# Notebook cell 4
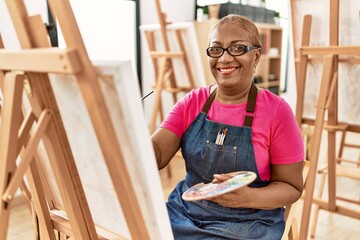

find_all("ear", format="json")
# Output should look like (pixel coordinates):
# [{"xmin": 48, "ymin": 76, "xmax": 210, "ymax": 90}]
[{"xmin": 254, "ymin": 48, "xmax": 261, "ymax": 64}]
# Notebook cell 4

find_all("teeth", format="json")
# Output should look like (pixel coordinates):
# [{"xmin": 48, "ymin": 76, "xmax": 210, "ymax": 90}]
[{"xmin": 219, "ymin": 68, "xmax": 236, "ymax": 72}]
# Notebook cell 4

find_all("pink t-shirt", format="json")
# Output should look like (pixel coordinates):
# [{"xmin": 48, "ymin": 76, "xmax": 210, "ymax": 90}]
[{"xmin": 160, "ymin": 86, "xmax": 304, "ymax": 181}]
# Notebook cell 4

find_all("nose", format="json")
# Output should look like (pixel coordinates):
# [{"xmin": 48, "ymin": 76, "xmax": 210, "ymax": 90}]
[{"xmin": 218, "ymin": 49, "xmax": 234, "ymax": 62}]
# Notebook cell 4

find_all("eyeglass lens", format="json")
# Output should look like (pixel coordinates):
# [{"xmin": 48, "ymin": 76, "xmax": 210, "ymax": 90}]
[{"xmin": 207, "ymin": 45, "xmax": 258, "ymax": 58}]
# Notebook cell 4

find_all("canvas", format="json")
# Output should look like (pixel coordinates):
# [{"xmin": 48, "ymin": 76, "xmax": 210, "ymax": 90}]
[
  {"xmin": 32, "ymin": 61, "xmax": 173, "ymax": 239},
  {"xmin": 291, "ymin": 0, "xmax": 360, "ymax": 124},
  {"xmin": 140, "ymin": 22, "xmax": 207, "ymax": 122}
]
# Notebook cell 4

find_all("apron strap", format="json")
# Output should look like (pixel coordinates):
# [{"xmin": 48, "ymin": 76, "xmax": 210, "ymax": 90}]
[
  {"xmin": 201, "ymin": 83, "xmax": 258, "ymax": 127},
  {"xmin": 202, "ymin": 87, "xmax": 217, "ymax": 113},
  {"xmin": 244, "ymin": 83, "xmax": 258, "ymax": 127}
]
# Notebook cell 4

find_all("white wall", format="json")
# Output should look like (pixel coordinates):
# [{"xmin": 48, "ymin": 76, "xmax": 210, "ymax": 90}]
[{"xmin": 140, "ymin": 0, "xmax": 195, "ymax": 24}]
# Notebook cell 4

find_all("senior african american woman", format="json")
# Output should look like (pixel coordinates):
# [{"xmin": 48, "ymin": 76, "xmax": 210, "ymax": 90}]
[{"xmin": 151, "ymin": 14, "xmax": 304, "ymax": 239}]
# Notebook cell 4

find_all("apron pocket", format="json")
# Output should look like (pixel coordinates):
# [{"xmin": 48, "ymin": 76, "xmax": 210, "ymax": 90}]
[{"xmin": 203, "ymin": 140, "xmax": 238, "ymax": 181}]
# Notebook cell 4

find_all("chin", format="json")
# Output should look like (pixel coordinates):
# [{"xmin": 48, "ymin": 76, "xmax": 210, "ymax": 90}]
[
  {"xmin": 218, "ymin": 81, "xmax": 237, "ymax": 89},
  {"xmin": 219, "ymin": 75, "xmax": 239, "ymax": 83}
]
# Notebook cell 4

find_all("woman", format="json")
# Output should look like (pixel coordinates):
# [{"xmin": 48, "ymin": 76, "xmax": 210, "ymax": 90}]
[{"xmin": 151, "ymin": 14, "xmax": 304, "ymax": 239}]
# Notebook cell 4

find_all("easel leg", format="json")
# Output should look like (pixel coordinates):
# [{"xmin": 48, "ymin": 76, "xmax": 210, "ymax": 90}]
[
  {"xmin": 0, "ymin": 34, "xmax": 4, "ymax": 105},
  {"xmin": 174, "ymin": 29, "xmax": 196, "ymax": 88},
  {"xmin": 295, "ymin": 15, "xmax": 312, "ymax": 125},
  {"xmin": 27, "ymin": 159, "xmax": 57, "ymax": 240},
  {"xmin": 0, "ymin": 71, "xmax": 4, "ymax": 117},
  {"xmin": 310, "ymin": 169, "xmax": 326, "ymax": 238},
  {"xmin": 3, "ymin": 109, "xmax": 51, "ymax": 201},
  {"xmin": 0, "ymin": 75, "xmax": 55, "ymax": 240},
  {"xmin": 289, "ymin": 219, "xmax": 299, "ymax": 240},
  {"xmin": 150, "ymin": 58, "xmax": 168, "ymax": 133},
  {"xmin": 299, "ymin": 56, "xmax": 334, "ymax": 240},
  {"xmin": 0, "ymin": 72, "xmax": 25, "ymax": 239},
  {"xmin": 337, "ymin": 128, "xmax": 347, "ymax": 164},
  {"xmin": 31, "ymin": 200, "xmax": 40, "ymax": 240}
]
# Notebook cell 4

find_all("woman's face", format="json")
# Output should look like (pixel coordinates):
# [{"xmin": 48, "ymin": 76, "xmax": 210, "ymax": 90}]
[{"xmin": 208, "ymin": 23, "xmax": 260, "ymax": 90}]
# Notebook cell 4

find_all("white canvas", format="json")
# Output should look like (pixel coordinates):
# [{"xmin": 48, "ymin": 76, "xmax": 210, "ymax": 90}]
[
  {"xmin": 45, "ymin": 61, "xmax": 173, "ymax": 239},
  {"xmin": 291, "ymin": 0, "xmax": 360, "ymax": 124}
]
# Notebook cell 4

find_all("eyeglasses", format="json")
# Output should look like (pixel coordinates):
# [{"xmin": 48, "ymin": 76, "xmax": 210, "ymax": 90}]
[{"xmin": 206, "ymin": 44, "xmax": 260, "ymax": 58}]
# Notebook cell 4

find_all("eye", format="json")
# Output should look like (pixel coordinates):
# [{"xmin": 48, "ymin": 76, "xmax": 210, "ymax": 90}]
[
  {"xmin": 208, "ymin": 47, "xmax": 223, "ymax": 54},
  {"xmin": 230, "ymin": 45, "xmax": 245, "ymax": 53}
]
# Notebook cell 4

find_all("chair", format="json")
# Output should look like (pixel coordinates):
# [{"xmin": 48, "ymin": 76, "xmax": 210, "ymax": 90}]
[{"xmin": 282, "ymin": 160, "xmax": 311, "ymax": 240}]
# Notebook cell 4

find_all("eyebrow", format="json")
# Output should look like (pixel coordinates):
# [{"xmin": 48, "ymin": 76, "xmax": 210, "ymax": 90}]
[{"xmin": 210, "ymin": 40, "xmax": 247, "ymax": 45}]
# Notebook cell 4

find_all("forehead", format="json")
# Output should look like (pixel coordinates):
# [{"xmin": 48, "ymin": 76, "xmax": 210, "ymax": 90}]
[{"xmin": 209, "ymin": 24, "xmax": 248, "ymax": 44}]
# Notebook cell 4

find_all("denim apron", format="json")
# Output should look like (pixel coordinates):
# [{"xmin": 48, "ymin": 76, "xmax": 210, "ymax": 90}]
[{"xmin": 166, "ymin": 84, "xmax": 285, "ymax": 240}]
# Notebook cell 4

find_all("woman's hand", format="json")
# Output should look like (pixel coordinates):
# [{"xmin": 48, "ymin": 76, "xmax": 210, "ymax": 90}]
[
  {"xmin": 205, "ymin": 161, "xmax": 305, "ymax": 209},
  {"xmin": 206, "ymin": 173, "xmax": 253, "ymax": 208}
]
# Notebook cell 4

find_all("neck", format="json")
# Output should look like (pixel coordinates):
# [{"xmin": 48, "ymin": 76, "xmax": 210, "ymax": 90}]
[{"xmin": 215, "ymin": 84, "xmax": 252, "ymax": 104}]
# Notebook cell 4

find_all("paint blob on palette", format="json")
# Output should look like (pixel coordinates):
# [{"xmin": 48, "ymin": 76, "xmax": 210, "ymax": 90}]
[{"xmin": 182, "ymin": 171, "xmax": 257, "ymax": 201}]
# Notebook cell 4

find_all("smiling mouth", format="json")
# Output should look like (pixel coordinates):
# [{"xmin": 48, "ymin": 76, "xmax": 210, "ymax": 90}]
[{"xmin": 218, "ymin": 67, "xmax": 238, "ymax": 74}]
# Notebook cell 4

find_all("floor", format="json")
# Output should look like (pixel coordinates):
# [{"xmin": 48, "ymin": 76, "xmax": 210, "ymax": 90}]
[{"xmin": 7, "ymin": 132, "xmax": 360, "ymax": 239}]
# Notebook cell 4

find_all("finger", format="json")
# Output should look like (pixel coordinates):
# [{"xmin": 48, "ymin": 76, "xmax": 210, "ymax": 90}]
[
  {"xmin": 213, "ymin": 174, "xmax": 233, "ymax": 181},
  {"xmin": 193, "ymin": 182, "xmax": 204, "ymax": 187}
]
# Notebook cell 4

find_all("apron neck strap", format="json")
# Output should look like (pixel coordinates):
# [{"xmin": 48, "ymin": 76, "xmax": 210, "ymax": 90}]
[
  {"xmin": 202, "ymin": 88, "xmax": 217, "ymax": 113},
  {"xmin": 202, "ymin": 83, "xmax": 258, "ymax": 127},
  {"xmin": 244, "ymin": 83, "xmax": 258, "ymax": 127}
]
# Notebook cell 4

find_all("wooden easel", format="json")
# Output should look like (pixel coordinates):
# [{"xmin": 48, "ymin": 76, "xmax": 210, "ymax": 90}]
[
  {"xmin": 0, "ymin": 33, "xmax": 3, "ymax": 114},
  {"xmin": 144, "ymin": 0, "xmax": 197, "ymax": 133},
  {"xmin": 0, "ymin": 0, "xmax": 151, "ymax": 239},
  {"xmin": 290, "ymin": 0, "xmax": 360, "ymax": 239},
  {"xmin": 310, "ymin": 127, "xmax": 360, "ymax": 237}
]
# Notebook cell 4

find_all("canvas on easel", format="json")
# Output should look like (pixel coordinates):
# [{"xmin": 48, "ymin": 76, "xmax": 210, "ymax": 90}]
[
  {"xmin": 0, "ymin": 0, "xmax": 173, "ymax": 239},
  {"xmin": 290, "ymin": 0, "xmax": 360, "ymax": 239},
  {"xmin": 140, "ymin": 0, "xmax": 206, "ymax": 133},
  {"xmin": 291, "ymin": 0, "xmax": 360, "ymax": 124},
  {"xmin": 42, "ymin": 61, "xmax": 172, "ymax": 239}
]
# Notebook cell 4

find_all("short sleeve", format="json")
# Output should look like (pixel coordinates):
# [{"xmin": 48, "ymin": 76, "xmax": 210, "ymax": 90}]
[
  {"xmin": 160, "ymin": 87, "xmax": 209, "ymax": 138},
  {"xmin": 160, "ymin": 95, "xmax": 187, "ymax": 138},
  {"xmin": 269, "ymin": 100, "xmax": 304, "ymax": 164}
]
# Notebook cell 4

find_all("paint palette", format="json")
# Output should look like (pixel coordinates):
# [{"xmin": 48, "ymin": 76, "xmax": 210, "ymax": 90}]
[{"xmin": 182, "ymin": 171, "xmax": 257, "ymax": 201}]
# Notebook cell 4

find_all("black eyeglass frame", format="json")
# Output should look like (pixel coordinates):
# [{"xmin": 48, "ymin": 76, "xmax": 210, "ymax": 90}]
[{"xmin": 206, "ymin": 44, "xmax": 260, "ymax": 58}]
